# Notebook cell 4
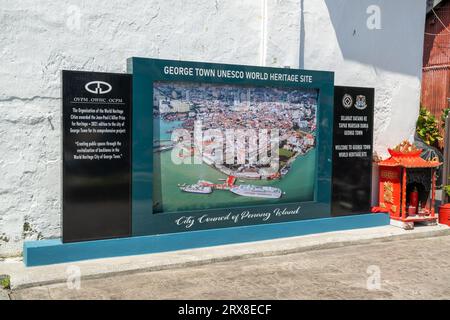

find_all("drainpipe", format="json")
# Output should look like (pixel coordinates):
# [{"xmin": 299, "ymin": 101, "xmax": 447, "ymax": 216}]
[
  {"xmin": 443, "ymin": 115, "xmax": 450, "ymax": 203},
  {"xmin": 260, "ymin": 0, "xmax": 268, "ymax": 66},
  {"xmin": 299, "ymin": 0, "xmax": 305, "ymax": 69}
]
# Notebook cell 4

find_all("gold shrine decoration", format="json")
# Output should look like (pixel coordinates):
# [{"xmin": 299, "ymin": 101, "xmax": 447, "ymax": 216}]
[
  {"xmin": 380, "ymin": 170, "xmax": 399, "ymax": 180},
  {"xmin": 391, "ymin": 140, "xmax": 419, "ymax": 153},
  {"xmin": 383, "ymin": 181, "xmax": 394, "ymax": 204}
]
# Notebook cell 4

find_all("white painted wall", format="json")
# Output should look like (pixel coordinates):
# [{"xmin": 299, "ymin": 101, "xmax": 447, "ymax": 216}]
[{"xmin": 0, "ymin": 0, "xmax": 426, "ymax": 256}]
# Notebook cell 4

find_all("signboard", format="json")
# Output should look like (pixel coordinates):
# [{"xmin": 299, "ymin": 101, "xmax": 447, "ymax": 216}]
[
  {"xmin": 62, "ymin": 71, "xmax": 132, "ymax": 242},
  {"xmin": 60, "ymin": 60, "xmax": 376, "ymax": 244},
  {"xmin": 128, "ymin": 58, "xmax": 335, "ymax": 236},
  {"xmin": 331, "ymin": 86, "xmax": 374, "ymax": 216}
]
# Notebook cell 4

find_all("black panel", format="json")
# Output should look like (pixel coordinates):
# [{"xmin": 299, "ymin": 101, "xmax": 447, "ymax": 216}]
[
  {"xmin": 332, "ymin": 86, "xmax": 374, "ymax": 216},
  {"xmin": 62, "ymin": 70, "xmax": 132, "ymax": 242}
]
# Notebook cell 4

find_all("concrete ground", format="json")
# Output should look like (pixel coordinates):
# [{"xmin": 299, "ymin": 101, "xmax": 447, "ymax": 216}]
[
  {"xmin": 0, "ymin": 289, "xmax": 9, "ymax": 300},
  {"xmin": 8, "ymin": 234, "xmax": 450, "ymax": 300}
]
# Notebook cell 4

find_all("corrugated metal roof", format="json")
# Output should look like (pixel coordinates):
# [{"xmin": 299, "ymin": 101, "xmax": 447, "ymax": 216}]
[
  {"xmin": 421, "ymin": 0, "xmax": 450, "ymax": 128},
  {"xmin": 423, "ymin": 3, "xmax": 450, "ymax": 67}
]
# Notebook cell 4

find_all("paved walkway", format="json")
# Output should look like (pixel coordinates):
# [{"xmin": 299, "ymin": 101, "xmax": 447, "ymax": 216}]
[{"xmin": 10, "ymin": 235, "xmax": 450, "ymax": 299}]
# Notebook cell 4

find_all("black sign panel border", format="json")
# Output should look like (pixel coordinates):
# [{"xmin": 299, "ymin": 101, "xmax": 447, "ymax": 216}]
[
  {"xmin": 331, "ymin": 86, "xmax": 374, "ymax": 216},
  {"xmin": 62, "ymin": 70, "xmax": 132, "ymax": 243}
]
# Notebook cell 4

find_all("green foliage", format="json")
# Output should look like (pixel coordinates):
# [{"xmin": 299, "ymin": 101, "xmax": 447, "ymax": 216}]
[
  {"xmin": 444, "ymin": 174, "xmax": 450, "ymax": 198},
  {"xmin": 278, "ymin": 148, "xmax": 294, "ymax": 159},
  {"xmin": 416, "ymin": 107, "xmax": 442, "ymax": 147},
  {"xmin": 441, "ymin": 107, "xmax": 450, "ymax": 128},
  {"xmin": 0, "ymin": 275, "xmax": 10, "ymax": 290},
  {"xmin": 444, "ymin": 185, "xmax": 450, "ymax": 198}
]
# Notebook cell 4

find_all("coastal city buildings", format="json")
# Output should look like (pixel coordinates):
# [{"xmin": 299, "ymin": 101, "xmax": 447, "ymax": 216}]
[{"xmin": 154, "ymin": 82, "xmax": 317, "ymax": 180}]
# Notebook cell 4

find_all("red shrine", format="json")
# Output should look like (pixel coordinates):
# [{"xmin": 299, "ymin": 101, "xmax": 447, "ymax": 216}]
[{"xmin": 376, "ymin": 141, "xmax": 441, "ymax": 229}]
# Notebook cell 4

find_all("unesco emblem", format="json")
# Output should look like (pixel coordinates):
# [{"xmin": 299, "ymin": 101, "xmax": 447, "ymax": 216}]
[
  {"xmin": 85, "ymin": 81, "xmax": 112, "ymax": 94},
  {"xmin": 354, "ymin": 95, "xmax": 367, "ymax": 110},
  {"xmin": 342, "ymin": 94, "xmax": 353, "ymax": 108}
]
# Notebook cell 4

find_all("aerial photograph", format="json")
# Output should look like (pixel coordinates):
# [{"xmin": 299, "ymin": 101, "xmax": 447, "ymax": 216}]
[
  {"xmin": 152, "ymin": 81, "xmax": 318, "ymax": 213},
  {"xmin": 3, "ymin": 0, "xmax": 450, "ymax": 306}
]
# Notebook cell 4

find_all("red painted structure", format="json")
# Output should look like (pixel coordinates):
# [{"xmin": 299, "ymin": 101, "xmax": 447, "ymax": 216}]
[
  {"xmin": 198, "ymin": 175, "xmax": 236, "ymax": 190},
  {"xmin": 439, "ymin": 203, "xmax": 450, "ymax": 225},
  {"xmin": 421, "ymin": 1, "xmax": 450, "ymax": 126},
  {"xmin": 376, "ymin": 147, "xmax": 440, "ymax": 225}
]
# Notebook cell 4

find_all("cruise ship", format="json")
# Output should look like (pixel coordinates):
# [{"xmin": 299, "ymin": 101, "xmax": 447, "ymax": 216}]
[
  {"xmin": 230, "ymin": 184, "xmax": 282, "ymax": 199},
  {"xmin": 179, "ymin": 183, "xmax": 212, "ymax": 194}
]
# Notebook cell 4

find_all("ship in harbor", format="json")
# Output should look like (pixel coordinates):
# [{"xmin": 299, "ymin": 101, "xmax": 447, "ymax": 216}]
[
  {"xmin": 178, "ymin": 183, "xmax": 212, "ymax": 194},
  {"xmin": 179, "ymin": 176, "xmax": 283, "ymax": 199},
  {"xmin": 229, "ymin": 184, "xmax": 282, "ymax": 199}
]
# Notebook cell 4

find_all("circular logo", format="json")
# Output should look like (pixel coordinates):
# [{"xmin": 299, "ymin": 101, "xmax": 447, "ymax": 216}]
[
  {"xmin": 354, "ymin": 95, "xmax": 367, "ymax": 110},
  {"xmin": 342, "ymin": 94, "xmax": 353, "ymax": 108},
  {"xmin": 85, "ymin": 81, "xmax": 112, "ymax": 95}
]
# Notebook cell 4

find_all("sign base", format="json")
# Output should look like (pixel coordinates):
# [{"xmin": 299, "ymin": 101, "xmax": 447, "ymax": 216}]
[{"xmin": 24, "ymin": 213, "xmax": 389, "ymax": 267}]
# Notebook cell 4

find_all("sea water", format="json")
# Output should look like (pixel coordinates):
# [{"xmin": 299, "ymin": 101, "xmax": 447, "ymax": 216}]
[{"xmin": 153, "ymin": 119, "xmax": 316, "ymax": 213}]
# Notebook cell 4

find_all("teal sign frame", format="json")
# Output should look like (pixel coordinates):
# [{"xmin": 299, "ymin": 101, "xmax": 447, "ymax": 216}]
[{"xmin": 127, "ymin": 57, "xmax": 335, "ymax": 236}]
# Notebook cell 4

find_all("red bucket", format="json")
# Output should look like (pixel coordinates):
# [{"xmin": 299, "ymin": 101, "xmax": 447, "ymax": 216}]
[{"xmin": 438, "ymin": 204, "xmax": 450, "ymax": 226}]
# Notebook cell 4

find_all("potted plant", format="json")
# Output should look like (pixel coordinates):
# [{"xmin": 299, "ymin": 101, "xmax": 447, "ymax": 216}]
[{"xmin": 416, "ymin": 107, "xmax": 442, "ymax": 148}]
